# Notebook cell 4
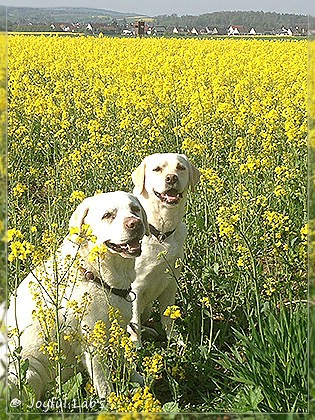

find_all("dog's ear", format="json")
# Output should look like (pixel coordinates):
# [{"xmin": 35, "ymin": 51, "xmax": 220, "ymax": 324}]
[
  {"xmin": 68, "ymin": 198, "xmax": 90, "ymax": 240},
  {"xmin": 180, "ymin": 154, "xmax": 201, "ymax": 192},
  {"xmin": 139, "ymin": 203, "xmax": 150, "ymax": 236},
  {"xmin": 189, "ymin": 163, "xmax": 201, "ymax": 191},
  {"xmin": 132, "ymin": 160, "xmax": 146, "ymax": 195}
]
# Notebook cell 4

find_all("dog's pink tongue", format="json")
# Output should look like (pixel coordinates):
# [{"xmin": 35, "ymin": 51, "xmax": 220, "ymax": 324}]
[{"xmin": 165, "ymin": 194, "xmax": 178, "ymax": 203}]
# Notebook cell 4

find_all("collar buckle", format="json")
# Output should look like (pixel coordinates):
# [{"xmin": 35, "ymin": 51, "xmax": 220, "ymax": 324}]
[
  {"xmin": 149, "ymin": 224, "xmax": 175, "ymax": 242},
  {"xmin": 125, "ymin": 290, "xmax": 136, "ymax": 303}
]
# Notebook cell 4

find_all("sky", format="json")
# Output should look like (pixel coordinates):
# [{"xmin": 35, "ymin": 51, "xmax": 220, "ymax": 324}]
[{"xmin": 3, "ymin": 0, "xmax": 315, "ymax": 17}]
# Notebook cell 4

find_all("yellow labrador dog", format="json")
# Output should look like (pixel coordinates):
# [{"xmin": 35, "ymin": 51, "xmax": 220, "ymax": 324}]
[
  {"xmin": 129, "ymin": 153, "xmax": 200, "ymax": 346},
  {"xmin": 7, "ymin": 192, "xmax": 148, "ymax": 402}
]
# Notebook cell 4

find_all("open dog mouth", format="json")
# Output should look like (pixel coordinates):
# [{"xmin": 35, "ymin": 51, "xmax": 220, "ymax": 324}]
[
  {"xmin": 105, "ymin": 238, "xmax": 142, "ymax": 257},
  {"xmin": 154, "ymin": 189, "xmax": 183, "ymax": 205}
]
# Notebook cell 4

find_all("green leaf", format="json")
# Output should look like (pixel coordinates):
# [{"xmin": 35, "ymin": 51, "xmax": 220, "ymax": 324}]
[
  {"xmin": 162, "ymin": 401, "xmax": 180, "ymax": 412},
  {"xmin": 62, "ymin": 372, "xmax": 83, "ymax": 400},
  {"xmin": 248, "ymin": 386, "xmax": 264, "ymax": 410},
  {"xmin": 213, "ymin": 262, "xmax": 220, "ymax": 275},
  {"xmin": 233, "ymin": 385, "xmax": 264, "ymax": 412},
  {"xmin": 20, "ymin": 358, "xmax": 29, "ymax": 380}
]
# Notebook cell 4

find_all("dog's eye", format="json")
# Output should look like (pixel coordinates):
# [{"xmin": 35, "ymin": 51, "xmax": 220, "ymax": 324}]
[
  {"xmin": 153, "ymin": 166, "xmax": 162, "ymax": 172},
  {"xmin": 176, "ymin": 164, "xmax": 186, "ymax": 171},
  {"xmin": 102, "ymin": 212, "xmax": 114, "ymax": 220},
  {"xmin": 130, "ymin": 205, "xmax": 141, "ymax": 214}
]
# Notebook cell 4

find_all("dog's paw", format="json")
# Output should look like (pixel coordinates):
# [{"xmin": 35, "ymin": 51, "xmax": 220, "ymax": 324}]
[
  {"xmin": 127, "ymin": 323, "xmax": 142, "ymax": 348},
  {"xmin": 141, "ymin": 325, "xmax": 160, "ymax": 339}
]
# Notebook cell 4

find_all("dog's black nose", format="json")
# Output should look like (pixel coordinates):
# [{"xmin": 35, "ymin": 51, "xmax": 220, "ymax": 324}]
[
  {"xmin": 124, "ymin": 217, "xmax": 143, "ymax": 233},
  {"xmin": 165, "ymin": 174, "xmax": 178, "ymax": 185}
]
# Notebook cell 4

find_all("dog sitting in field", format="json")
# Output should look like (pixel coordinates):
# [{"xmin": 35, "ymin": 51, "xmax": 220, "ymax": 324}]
[
  {"xmin": 7, "ymin": 191, "xmax": 149, "ymax": 402},
  {"xmin": 128, "ymin": 153, "xmax": 200, "ymax": 346}
]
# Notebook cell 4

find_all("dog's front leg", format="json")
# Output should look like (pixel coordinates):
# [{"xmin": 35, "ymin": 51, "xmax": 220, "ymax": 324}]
[
  {"xmin": 158, "ymin": 281, "xmax": 179, "ymax": 341},
  {"xmin": 128, "ymin": 295, "xmax": 142, "ymax": 347},
  {"xmin": 82, "ymin": 351, "xmax": 113, "ymax": 399}
]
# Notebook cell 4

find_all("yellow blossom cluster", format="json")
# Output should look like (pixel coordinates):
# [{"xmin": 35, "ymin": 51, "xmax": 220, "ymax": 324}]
[
  {"xmin": 107, "ymin": 386, "xmax": 162, "ymax": 413},
  {"xmin": 169, "ymin": 363, "xmax": 186, "ymax": 380},
  {"xmin": 66, "ymin": 292, "xmax": 93, "ymax": 320},
  {"xmin": 39, "ymin": 341, "xmax": 65, "ymax": 363},
  {"xmin": 143, "ymin": 353, "xmax": 164, "ymax": 380},
  {"xmin": 261, "ymin": 211, "xmax": 290, "ymax": 250},
  {"xmin": 263, "ymin": 211, "xmax": 290, "ymax": 232},
  {"xmin": 216, "ymin": 204, "xmax": 241, "ymax": 239},
  {"xmin": 182, "ymin": 138, "xmax": 206, "ymax": 156},
  {"xmin": 262, "ymin": 277, "xmax": 278, "ymax": 297},
  {"xmin": 8, "ymin": 239, "xmax": 34, "ymax": 262},
  {"xmin": 163, "ymin": 305, "xmax": 182, "ymax": 320},
  {"xmin": 107, "ymin": 307, "xmax": 137, "ymax": 365},
  {"xmin": 69, "ymin": 223, "xmax": 97, "ymax": 246},
  {"xmin": 69, "ymin": 190, "xmax": 86, "ymax": 203},
  {"xmin": 88, "ymin": 319, "xmax": 108, "ymax": 353},
  {"xmin": 299, "ymin": 222, "xmax": 308, "ymax": 262},
  {"xmin": 79, "ymin": 305, "xmax": 139, "ymax": 389},
  {"xmin": 87, "ymin": 244, "xmax": 108, "ymax": 263},
  {"xmin": 7, "ymin": 227, "xmax": 35, "ymax": 263},
  {"xmin": 200, "ymin": 296, "xmax": 211, "ymax": 308},
  {"xmin": 200, "ymin": 168, "xmax": 224, "ymax": 193}
]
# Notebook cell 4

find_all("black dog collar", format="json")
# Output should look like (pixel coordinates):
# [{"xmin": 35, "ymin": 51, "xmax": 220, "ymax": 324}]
[
  {"xmin": 82, "ymin": 269, "xmax": 136, "ymax": 302},
  {"xmin": 149, "ymin": 224, "xmax": 176, "ymax": 242}
]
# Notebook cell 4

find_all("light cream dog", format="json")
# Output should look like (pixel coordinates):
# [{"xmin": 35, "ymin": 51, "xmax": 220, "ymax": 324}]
[
  {"xmin": 128, "ymin": 153, "xmax": 200, "ymax": 346},
  {"xmin": 7, "ymin": 191, "xmax": 148, "ymax": 401}
]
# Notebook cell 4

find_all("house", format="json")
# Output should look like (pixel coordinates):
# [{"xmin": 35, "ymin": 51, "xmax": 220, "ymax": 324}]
[
  {"xmin": 249, "ymin": 27, "xmax": 256, "ymax": 35},
  {"xmin": 154, "ymin": 26, "xmax": 166, "ymax": 36},
  {"xmin": 279, "ymin": 27, "xmax": 293, "ymax": 36},
  {"xmin": 199, "ymin": 27, "xmax": 212, "ymax": 35},
  {"xmin": 91, "ymin": 23, "xmax": 120, "ymax": 35},
  {"xmin": 122, "ymin": 28, "xmax": 134, "ymax": 36},
  {"xmin": 172, "ymin": 26, "xmax": 188, "ymax": 36},
  {"xmin": 292, "ymin": 27, "xmax": 307, "ymax": 36},
  {"xmin": 212, "ymin": 27, "xmax": 227, "ymax": 35},
  {"xmin": 60, "ymin": 23, "xmax": 73, "ymax": 32},
  {"xmin": 190, "ymin": 27, "xmax": 199, "ymax": 35},
  {"xmin": 59, "ymin": 22, "xmax": 80, "ymax": 32},
  {"xmin": 228, "ymin": 25, "xmax": 247, "ymax": 35}
]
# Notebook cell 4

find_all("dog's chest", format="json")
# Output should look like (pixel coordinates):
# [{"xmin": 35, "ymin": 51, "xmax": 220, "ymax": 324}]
[{"xmin": 134, "ymin": 223, "xmax": 187, "ymax": 282}]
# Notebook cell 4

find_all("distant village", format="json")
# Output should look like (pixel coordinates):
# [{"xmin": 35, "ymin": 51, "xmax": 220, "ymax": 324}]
[{"xmin": 10, "ymin": 19, "xmax": 308, "ymax": 37}]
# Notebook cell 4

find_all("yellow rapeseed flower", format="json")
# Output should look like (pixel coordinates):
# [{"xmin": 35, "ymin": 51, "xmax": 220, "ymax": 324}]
[
  {"xmin": 6, "ymin": 228, "xmax": 23, "ymax": 242},
  {"xmin": 8, "ymin": 240, "xmax": 34, "ymax": 262},
  {"xmin": 143, "ymin": 353, "xmax": 164, "ymax": 380},
  {"xmin": 163, "ymin": 305, "xmax": 182, "ymax": 320},
  {"xmin": 107, "ymin": 386, "xmax": 162, "ymax": 412},
  {"xmin": 70, "ymin": 190, "xmax": 86, "ymax": 202}
]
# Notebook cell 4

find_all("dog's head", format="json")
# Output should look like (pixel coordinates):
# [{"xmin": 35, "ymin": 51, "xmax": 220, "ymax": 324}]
[
  {"xmin": 132, "ymin": 153, "xmax": 200, "ymax": 207},
  {"xmin": 69, "ymin": 192, "xmax": 149, "ymax": 259}
]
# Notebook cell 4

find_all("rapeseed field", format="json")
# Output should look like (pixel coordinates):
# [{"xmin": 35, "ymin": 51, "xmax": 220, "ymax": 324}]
[{"xmin": 7, "ymin": 35, "xmax": 308, "ymax": 414}]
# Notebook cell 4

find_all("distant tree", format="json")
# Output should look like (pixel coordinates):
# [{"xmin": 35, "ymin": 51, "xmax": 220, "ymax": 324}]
[{"xmin": 155, "ymin": 10, "xmax": 307, "ymax": 33}]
